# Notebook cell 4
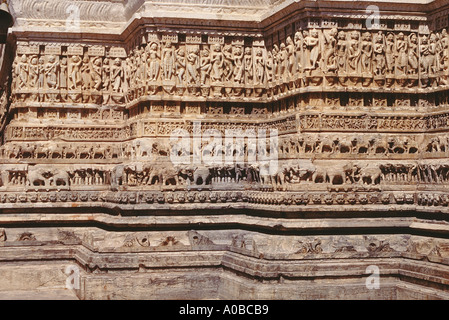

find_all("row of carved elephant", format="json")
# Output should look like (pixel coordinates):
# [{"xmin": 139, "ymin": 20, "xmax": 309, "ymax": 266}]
[
  {"xmin": 3, "ymin": 160, "xmax": 449, "ymax": 190},
  {"xmin": 280, "ymin": 135, "xmax": 422, "ymax": 156},
  {"xmin": 111, "ymin": 160, "xmax": 449, "ymax": 189},
  {"xmin": 0, "ymin": 140, "xmax": 171, "ymax": 160},
  {"xmin": 4, "ymin": 133, "xmax": 449, "ymax": 162}
]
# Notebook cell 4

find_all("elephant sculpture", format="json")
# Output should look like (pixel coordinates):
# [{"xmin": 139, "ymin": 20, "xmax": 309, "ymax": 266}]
[
  {"xmin": 51, "ymin": 170, "xmax": 70, "ymax": 186},
  {"xmin": 27, "ymin": 167, "xmax": 70, "ymax": 188},
  {"xmin": 110, "ymin": 164, "xmax": 126, "ymax": 189},
  {"xmin": 312, "ymin": 163, "xmax": 348, "ymax": 184},
  {"xmin": 358, "ymin": 163, "xmax": 383, "ymax": 185},
  {"xmin": 192, "ymin": 165, "xmax": 212, "ymax": 185}
]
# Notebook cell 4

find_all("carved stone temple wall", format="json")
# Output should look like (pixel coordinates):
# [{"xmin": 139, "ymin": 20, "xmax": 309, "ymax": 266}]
[{"xmin": 1, "ymin": 0, "xmax": 449, "ymax": 299}]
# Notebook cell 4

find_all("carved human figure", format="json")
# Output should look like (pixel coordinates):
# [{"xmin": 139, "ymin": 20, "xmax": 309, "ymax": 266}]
[
  {"xmin": 373, "ymin": 32, "xmax": 386, "ymax": 76},
  {"xmin": 60, "ymin": 57, "xmax": 68, "ymax": 90},
  {"xmin": 420, "ymin": 35, "xmax": 434, "ymax": 76},
  {"xmin": 175, "ymin": 47, "xmax": 186, "ymax": 84},
  {"xmin": 135, "ymin": 47, "xmax": 145, "ymax": 87},
  {"xmin": 279, "ymin": 43, "xmax": 287, "ymax": 78},
  {"xmin": 294, "ymin": 31, "xmax": 303, "ymax": 72},
  {"xmin": 222, "ymin": 44, "xmax": 234, "ymax": 82},
  {"xmin": 147, "ymin": 42, "xmax": 160, "ymax": 81},
  {"xmin": 272, "ymin": 44, "xmax": 280, "ymax": 80},
  {"xmin": 121, "ymin": 58, "xmax": 130, "ymax": 96},
  {"xmin": 254, "ymin": 47, "xmax": 265, "ymax": 85},
  {"xmin": 323, "ymin": 28, "xmax": 338, "ymax": 72},
  {"xmin": 162, "ymin": 41, "xmax": 175, "ymax": 81},
  {"xmin": 45, "ymin": 55, "xmax": 59, "ymax": 89},
  {"xmin": 28, "ymin": 56, "xmax": 39, "ymax": 89},
  {"xmin": 244, "ymin": 47, "xmax": 254, "ymax": 84},
  {"xmin": 286, "ymin": 36, "xmax": 296, "ymax": 78},
  {"xmin": 186, "ymin": 46, "xmax": 200, "ymax": 85},
  {"xmin": 347, "ymin": 31, "xmax": 361, "ymax": 75},
  {"xmin": 360, "ymin": 32, "xmax": 373, "ymax": 75},
  {"xmin": 428, "ymin": 33, "xmax": 438, "ymax": 76},
  {"xmin": 233, "ymin": 46, "xmax": 244, "ymax": 84},
  {"xmin": 90, "ymin": 57, "xmax": 102, "ymax": 91},
  {"xmin": 336, "ymin": 31, "xmax": 347, "ymax": 73},
  {"xmin": 102, "ymin": 58, "xmax": 111, "ymax": 92},
  {"xmin": 38, "ymin": 57, "xmax": 45, "ymax": 89},
  {"xmin": 385, "ymin": 32, "xmax": 396, "ymax": 75},
  {"xmin": 80, "ymin": 56, "xmax": 91, "ymax": 90},
  {"xmin": 16, "ymin": 54, "xmax": 29, "ymax": 90},
  {"xmin": 304, "ymin": 29, "xmax": 320, "ymax": 70},
  {"xmin": 396, "ymin": 32, "xmax": 408, "ymax": 76},
  {"xmin": 111, "ymin": 58, "xmax": 123, "ymax": 93},
  {"xmin": 199, "ymin": 47, "xmax": 212, "ymax": 85},
  {"xmin": 265, "ymin": 50, "xmax": 274, "ymax": 82},
  {"xmin": 408, "ymin": 33, "xmax": 419, "ymax": 75},
  {"xmin": 128, "ymin": 55, "xmax": 137, "ymax": 89},
  {"xmin": 68, "ymin": 55, "xmax": 82, "ymax": 90},
  {"xmin": 210, "ymin": 44, "xmax": 224, "ymax": 82},
  {"xmin": 441, "ymin": 29, "xmax": 449, "ymax": 72}
]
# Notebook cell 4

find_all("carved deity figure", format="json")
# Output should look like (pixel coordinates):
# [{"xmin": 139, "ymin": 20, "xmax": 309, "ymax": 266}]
[
  {"xmin": 68, "ymin": 55, "xmax": 82, "ymax": 90},
  {"xmin": 279, "ymin": 43, "xmax": 287, "ymax": 79},
  {"xmin": 147, "ymin": 42, "xmax": 160, "ymax": 81},
  {"xmin": 373, "ymin": 32, "xmax": 386, "ymax": 77},
  {"xmin": 135, "ymin": 47, "xmax": 145, "ymax": 87},
  {"xmin": 162, "ymin": 41, "xmax": 175, "ymax": 81},
  {"xmin": 186, "ymin": 46, "xmax": 200, "ymax": 85},
  {"xmin": 323, "ymin": 28, "xmax": 338, "ymax": 73},
  {"xmin": 244, "ymin": 47, "xmax": 254, "ymax": 84},
  {"xmin": 286, "ymin": 36, "xmax": 296, "ymax": 78},
  {"xmin": 294, "ymin": 31, "xmax": 303, "ymax": 72},
  {"xmin": 60, "ymin": 57, "xmax": 68, "ymax": 89},
  {"xmin": 396, "ymin": 32, "xmax": 408, "ymax": 76},
  {"xmin": 210, "ymin": 44, "xmax": 224, "ymax": 82},
  {"xmin": 175, "ymin": 47, "xmax": 186, "ymax": 84},
  {"xmin": 16, "ymin": 54, "xmax": 29, "ymax": 90},
  {"xmin": 265, "ymin": 50, "xmax": 274, "ymax": 82},
  {"xmin": 45, "ymin": 55, "xmax": 59, "ymax": 89},
  {"xmin": 200, "ymin": 48, "xmax": 212, "ymax": 85},
  {"xmin": 38, "ymin": 57, "xmax": 45, "ymax": 89},
  {"xmin": 428, "ymin": 33, "xmax": 438, "ymax": 75},
  {"xmin": 304, "ymin": 29, "xmax": 320, "ymax": 70},
  {"xmin": 408, "ymin": 33, "xmax": 419, "ymax": 75},
  {"xmin": 80, "ymin": 56, "xmax": 91, "ymax": 90},
  {"xmin": 111, "ymin": 58, "xmax": 123, "ymax": 93},
  {"xmin": 233, "ymin": 46, "xmax": 244, "ymax": 84},
  {"xmin": 90, "ymin": 57, "xmax": 102, "ymax": 91},
  {"xmin": 272, "ymin": 44, "xmax": 280, "ymax": 80},
  {"xmin": 360, "ymin": 32, "xmax": 373, "ymax": 75},
  {"xmin": 222, "ymin": 44, "xmax": 234, "ymax": 82},
  {"xmin": 128, "ymin": 55, "xmax": 137, "ymax": 89},
  {"xmin": 336, "ymin": 31, "xmax": 347, "ymax": 73},
  {"xmin": 102, "ymin": 58, "xmax": 111, "ymax": 92},
  {"xmin": 28, "ymin": 56, "xmax": 39, "ymax": 89},
  {"xmin": 421, "ymin": 35, "xmax": 434, "ymax": 76},
  {"xmin": 385, "ymin": 33, "xmax": 396, "ymax": 75},
  {"xmin": 441, "ymin": 29, "xmax": 449, "ymax": 72},
  {"xmin": 254, "ymin": 47, "xmax": 265, "ymax": 85},
  {"xmin": 347, "ymin": 31, "xmax": 361, "ymax": 75}
]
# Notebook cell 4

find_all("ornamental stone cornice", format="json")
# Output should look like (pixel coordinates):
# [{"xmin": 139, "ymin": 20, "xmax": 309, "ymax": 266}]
[{"xmin": 6, "ymin": 0, "xmax": 443, "ymax": 38}]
